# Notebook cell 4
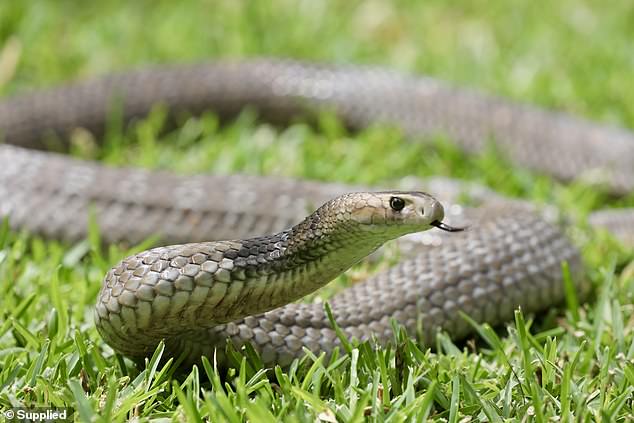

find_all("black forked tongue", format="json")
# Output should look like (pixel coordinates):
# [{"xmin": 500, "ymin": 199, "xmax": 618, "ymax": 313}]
[{"xmin": 430, "ymin": 220, "xmax": 466, "ymax": 232}]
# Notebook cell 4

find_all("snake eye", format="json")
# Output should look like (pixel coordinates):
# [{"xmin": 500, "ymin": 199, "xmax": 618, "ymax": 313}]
[{"xmin": 389, "ymin": 196, "xmax": 405, "ymax": 211}]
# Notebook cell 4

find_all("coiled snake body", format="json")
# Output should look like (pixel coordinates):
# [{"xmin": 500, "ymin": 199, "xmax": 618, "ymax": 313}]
[{"xmin": 1, "ymin": 59, "xmax": 632, "ymax": 366}]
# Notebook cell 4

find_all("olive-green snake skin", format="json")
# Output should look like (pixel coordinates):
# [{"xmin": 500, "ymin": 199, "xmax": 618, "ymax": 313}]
[{"xmin": 1, "ymin": 59, "xmax": 632, "ymax": 367}]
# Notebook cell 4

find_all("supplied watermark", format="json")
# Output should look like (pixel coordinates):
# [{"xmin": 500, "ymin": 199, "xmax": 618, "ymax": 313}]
[{"xmin": 2, "ymin": 407, "xmax": 73, "ymax": 422}]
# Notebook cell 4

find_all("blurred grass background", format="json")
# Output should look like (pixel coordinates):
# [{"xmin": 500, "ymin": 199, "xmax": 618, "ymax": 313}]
[
  {"xmin": 2, "ymin": 0, "xmax": 633, "ymax": 125},
  {"xmin": 1, "ymin": 0, "xmax": 633, "ymax": 420}
]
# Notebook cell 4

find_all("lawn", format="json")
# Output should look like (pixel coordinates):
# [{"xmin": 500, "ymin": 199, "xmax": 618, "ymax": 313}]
[{"xmin": 1, "ymin": 0, "xmax": 633, "ymax": 421}]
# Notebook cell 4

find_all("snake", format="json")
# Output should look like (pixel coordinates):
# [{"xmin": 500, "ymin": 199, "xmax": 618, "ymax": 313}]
[{"xmin": 1, "ymin": 59, "xmax": 633, "ymax": 367}]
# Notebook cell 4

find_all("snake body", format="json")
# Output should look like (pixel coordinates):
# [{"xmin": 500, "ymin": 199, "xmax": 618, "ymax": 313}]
[{"xmin": 0, "ymin": 59, "xmax": 632, "ymax": 366}]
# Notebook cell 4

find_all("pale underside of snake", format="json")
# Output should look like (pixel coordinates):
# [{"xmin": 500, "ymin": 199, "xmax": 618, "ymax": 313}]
[{"xmin": 1, "ymin": 59, "xmax": 633, "ymax": 367}]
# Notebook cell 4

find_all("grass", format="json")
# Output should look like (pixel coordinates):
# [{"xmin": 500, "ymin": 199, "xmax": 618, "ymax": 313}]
[{"xmin": 1, "ymin": 0, "xmax": 633, "ymax": 421}]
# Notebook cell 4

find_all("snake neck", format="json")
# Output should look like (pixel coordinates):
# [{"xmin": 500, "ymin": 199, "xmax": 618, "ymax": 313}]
[
  {"xmin": 288, "ymin": 220, "xmax": 382, "ymax": 266},
  {"xmin": 257, "ymin": 211, "xmax": 387, "ymax": 289}
]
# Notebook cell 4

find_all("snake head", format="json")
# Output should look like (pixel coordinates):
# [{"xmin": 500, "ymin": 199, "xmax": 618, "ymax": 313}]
[{"xmin": 346, "ymin": 191, "xmax": 459, "ymax": 237}]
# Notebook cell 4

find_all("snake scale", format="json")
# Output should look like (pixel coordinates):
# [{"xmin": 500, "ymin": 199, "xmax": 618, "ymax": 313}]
[{"xmin": 1, "ymin": 59, "xmax": 633, "ymax": 367}]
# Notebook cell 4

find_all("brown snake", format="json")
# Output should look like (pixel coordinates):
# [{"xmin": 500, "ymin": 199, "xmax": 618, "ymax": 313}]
[{"xmin": 0, "ymin": 59, "xmax": 632, "ymax": 366}]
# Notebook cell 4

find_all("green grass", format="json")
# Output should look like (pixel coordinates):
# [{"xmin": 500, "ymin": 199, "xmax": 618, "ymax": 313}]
[{"xmin": 1, "ymin": 0, "xmax": 634, "ymax": 421}]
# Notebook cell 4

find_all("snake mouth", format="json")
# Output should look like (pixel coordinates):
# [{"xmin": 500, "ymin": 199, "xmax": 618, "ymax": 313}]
[{"xmin": 430, "ymin": 220, "xmax": 466, "ymax": 232}]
